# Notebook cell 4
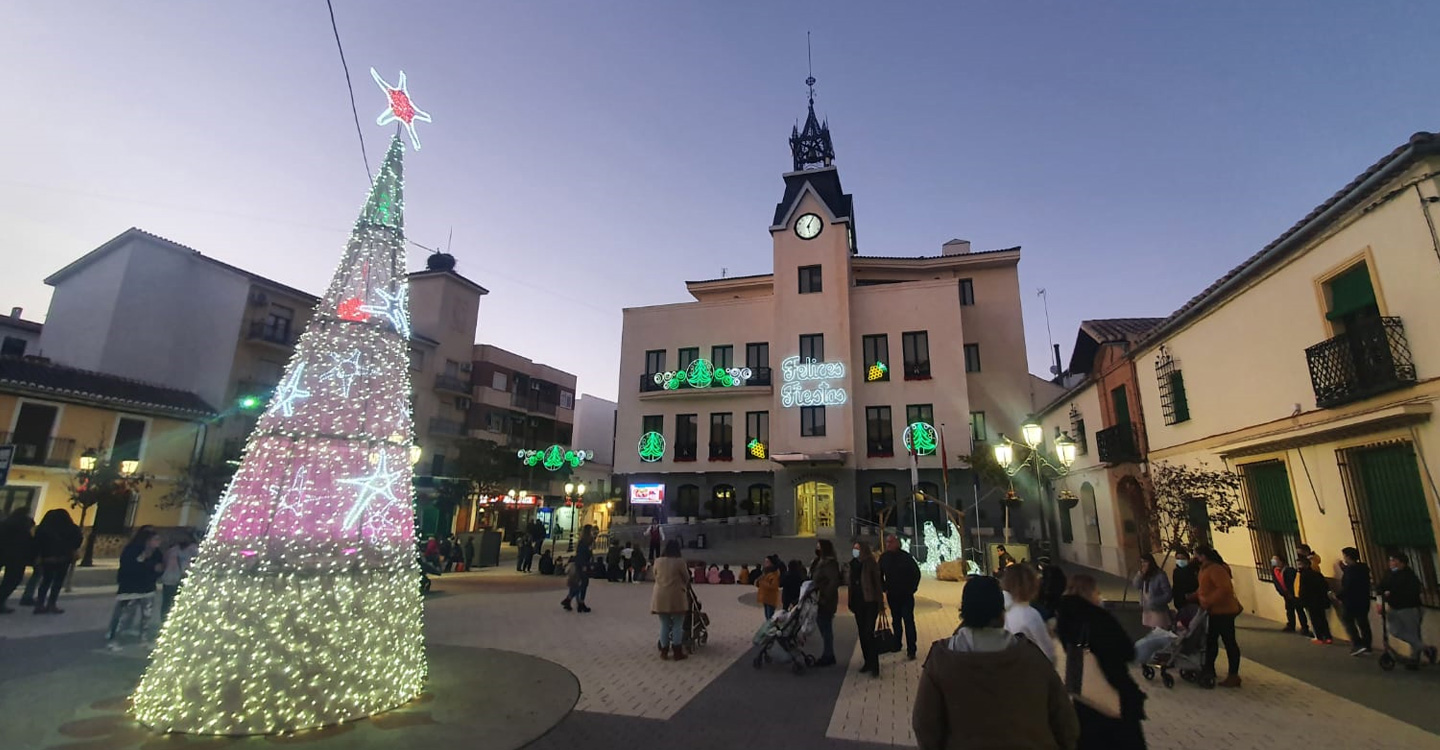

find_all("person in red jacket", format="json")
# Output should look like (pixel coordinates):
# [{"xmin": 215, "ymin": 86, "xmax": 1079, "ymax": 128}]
[{"xmin": 1192, "ymin": 545, "xmax": 1243, "ymax": 688}]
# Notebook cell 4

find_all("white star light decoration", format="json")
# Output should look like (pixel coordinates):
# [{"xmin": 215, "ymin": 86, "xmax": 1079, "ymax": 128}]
[
  {"xmin": 272, "ymin": 466, "xmax": 310, "ymax": 522},
  {"xmin": 320, "ymin": 351, "xmax": 368, "ymax": 397},
  {"xmin": 360, "ymin": 285, "xmax": 411, "ymax": 339},
  {"xmin": 272, "ymin": 363, "xmax": 312, "ymax": 417},
  {"xmin": 371, "ymin": 68, "xmax": 432, "ymax": 150},
  {"xmin": 340, "ymin": 452, "xmax": 403, "ymax": 531}
]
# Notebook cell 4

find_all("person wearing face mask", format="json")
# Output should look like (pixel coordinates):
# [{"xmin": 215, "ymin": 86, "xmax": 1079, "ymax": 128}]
[
  {"xmin": 1269, "ymin": 554, "xmax": 1309, "ymax": 636},
  {"xmin": 849, "ymin": 541, "xmax": 885, "ymax": 677},
  {"xmin": 809, "ymin": 539, "xmax": 842, "ymax": 667},
  {"xmin": 1336, "ymin": 547, "xmax": 1372, "ymax": 655},
  {"xmin": 1169, "ymin": 548, "xmax": 1199, "ymax": 610},
  {"xmin": 1191, "ymin": 546, "xmax": 1243, "ymax": 688},
  {"xmin": 1378, "ymin": 552, "xmax": 1435, "ymax": 669}
]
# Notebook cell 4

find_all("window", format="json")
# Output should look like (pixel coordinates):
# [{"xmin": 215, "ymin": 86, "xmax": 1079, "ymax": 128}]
[
  {"xmin": 674, "ymin": 485, "xmax": 701, "ymax": 518},
  {"xmin": 1, "ymin": 336, "xmax": 26, "ymax": 357},
  {"xmin": 1155, "ymin": 346, "xmax": 1191, "ymax": 424},
  {"xmin": 868, "ymin": 483, "xmax": 896, "ymax": 522},
  {"xmin": 906, "ymin": 404, "xmax": 934, "ymax": 427},
  {"xmin": 1324, "ymin": 262, "xmax": 1379, "ymax": 329},
  {"xmin": 1239, "ymin": 460, "xmax": 1301, "ymax": 583},
  {"xmin": 862, "ymin": 334, "xmax": 889, "ymax": 382},
  {"xmin": 901, "ymin": 331, "xmax": 930, "ymax": 379},
  {"xmin": 7, "ymin": 402, "xmax": 61, "ymax": 466},
  {"xmin": 866, "ymin": 406, "xmax": 893, "ymax": 456},
  {"xmin": 560, "ymin": 391, "xmax": 574, "ymax": 409},
  {"xmin": 969, "ymin": 411, "xmax": 987, "ymax": 443},
  {"xmin": 1338, "ymin": 441, "xmax": 1440, "ymax": 607},
  {"xmin": 642, "ymin": 415, "xmax": 663, "ymax": 436},
  {"xmin": 675, "ymin": 414, "xmax": 698, "ymax": 461},
  {"xmin": 963, "ymin": 343, "xmax": 982, "ymax": 373},
  {"xmin": 408, "ymin": 348, "xmax": 425, "ymax": 372},
  {"xmin": 1059, "ymin": 501, "xmax": 1074, "ymax": 543},
  {"xmin": 709, "ymin": 413, "xmax": 733, "ymax": 460},
  {"xmin": 745, "ymin": 411, "xmax": 769, "ymax": 460},
  {"xmin": 491, "ymin": 371, "xmax": 508, "ymax": 391},
  {"xmin": 265, "ymin": 304, "xmax": 294, "ymax": 340},
  {"xmin": 747, "ymin": 484, "xmax": 773, "ymax": 515},
  {"xmin": 430, "ymin": 453, "xmax": 446, "ymax": 478},
  {"xmin": 645, "ymin": 349, "xmax": 666, "ymax": 374},
  {"xmin": 711, "ymin": 345, "xmax": 733, "ymax": 369},
  {"xmin": 444, "ymin": 359, "xmax": 461, "ymax": 377},
  {"xmin": 113, "ymin": 417, "xmax": 147, "ymax": 465},
  {"xmin": 678, "ymin": 348, "xmax": 699, "ymax": 369},
  {"xmin": 1069, "ymin": 405, "xmax": 1088, "ymax": 455},
  {"xmin": 710, "ymin": 485, "xmax": 737, "ymax": 518},
  {"xmin": 745, "ymin": 342, "xmax": 769, "ymax": 369},
  {"xmin": 798, "ymin": 264, "xmax": 822, "ymax": 294},
  {"xmin": 801, "ymin": 405, "xmax": 826, "ymax": 437},
  {"xmin": 799, "ymin": 334, "xmax": 824, "ymax": 363},
  {"xmin": 959, "ymin": 278, "xmax": 975, "ymax": 306}
]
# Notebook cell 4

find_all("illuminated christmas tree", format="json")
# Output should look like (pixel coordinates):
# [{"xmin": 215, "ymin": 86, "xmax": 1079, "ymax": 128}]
[{"xmin": 132, "ymin": 134, "xmax": 426, "ymax": 735}]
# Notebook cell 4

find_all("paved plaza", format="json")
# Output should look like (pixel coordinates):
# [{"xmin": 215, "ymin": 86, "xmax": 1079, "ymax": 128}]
[{"xmin": 3, "ymin": 562, "xmax": 1440, "ymax": 749}]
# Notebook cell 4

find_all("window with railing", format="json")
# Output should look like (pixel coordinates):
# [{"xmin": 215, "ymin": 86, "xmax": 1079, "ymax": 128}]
[
  {"xmin": 799, "ymin": 334, "xmax": 824, "ymax": 363},
  {"xmin": 865, "ymin": 406, "xmax": 893, "ymax": 456},
  {"xmin": 645, "ymin": 349, "xmax": 666, "ymax": 374},
  {"xmin": 711, "ymin": 345, "xmax": 734, "ymax": 370},
  {"xmin": 1338, "ymin": 440, "xmax": 1440, "ymax": 608},
  {"xmin": 746, "ymin": 342, "xmax": 769, "ymax": 370},
  {"xmin": 678, "ymin": 348, "xmax": 699, "ymax": 369},
  {"xmin": 902, "ymin": 331, "xmax": 930, "ymax": 379},
  {"xmin": 1239, "ymin": 460, "xmax": 1301, "ymax": 583},
  {"xmin": 675, "ymin": 414, "xmax": 698, "ymax": 461},
  {"xmin": 1306, "ymin": 316, "xmax": 1416, "ymax": 409},
  {"xmin": 1069, "ymin": 404, "xmax": 1087, "ymax": 455},
  {"xmin": 1155, "ymin": 345, "xmax": 1191, "ymax": 424},
  {"xmin": 709, "ymin": 412, "xmax": 733, "ymax": 460}
]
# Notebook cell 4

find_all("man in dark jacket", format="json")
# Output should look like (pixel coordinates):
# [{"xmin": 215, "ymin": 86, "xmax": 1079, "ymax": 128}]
[
  {"xmin": 0, "ymin": 508, "xmax": 35, "ymax": 613},
  {"xmin": 1170, "ymin": 547, "xmax": 1200, "ymax": 610},
  {"xmin": 1379, "ymin": 552, "xmax": 1434, "ymax": 669},
  {"xmin": 879, "ymin": 534, "xmax": 922, "ymax": 659},
  {"xmin": 1270, "ymin": 554, "xmax": 1310, "ymax": 636},
  {"xmin": 1295, "ymin": 556, "xmax": 1333, "ymax": 644},
  {"xmin": 1337, "ymin": 547, "xmax": 1372, "ymax": 655}
]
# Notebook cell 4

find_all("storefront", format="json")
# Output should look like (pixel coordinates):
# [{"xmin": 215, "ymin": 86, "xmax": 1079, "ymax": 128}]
[{"xmin": 473, "ymin": 492, "xmax": 541, "ymax": 538}]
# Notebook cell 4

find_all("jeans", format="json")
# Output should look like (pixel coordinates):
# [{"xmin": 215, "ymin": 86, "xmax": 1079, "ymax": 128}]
[
  {"xmin": 1306, "ymin": 604, "xmax": 1333, "ymax": 640},
  {"xmin": 658, "ymin": 613, "xmax": 685, "ymax": 648},
  {"xmin": 107, "ymin": 595, "xmax": 155, "ymax": 643},
  {"xmin": 1388, "ymin": 607, "xmax": 1426, "ymax": 661},
  {"xmin": 1341, "ymin": 605, "xmax": 1372, "ymax": 650},
  {"xmin": 854, "ymin": 603, "xmax": 879, "ymax": 670},
  {"xmin": 1284, "ymin": 596, "xmax": 1310, "ymax": 632},
  {"xmin": 20, "ymin": 566, "xmax": 41, "ymax": 604},
  {"xmin": 888, "ymin": 593, "xmax": 918, "ymax": 655},
  {"xmin": 1135, "ymin": 628, "xmax": 1178, "ymax": 665},
  {"xmin": 568, "ymin": 575, "xmax": 591, "ymax": 603},
  {"xmin": 763, "ymin": 604, "xmax": 776, "ymax": 621},
  {"xmin": 1205, "ymin": 612, "xmax": 1241, "ymax": 676},
  {"xmin": 816, "ymin": 612, "xmax": 836, "ymax": 661},
  {"xmin": 34, "ymin": 561, "xmax": 69, "ymax": 608}
]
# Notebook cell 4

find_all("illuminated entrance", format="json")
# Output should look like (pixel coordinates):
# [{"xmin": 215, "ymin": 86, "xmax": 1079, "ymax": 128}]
[{"xmin": 795, "ymin": 481, "xmax": 835, "ymax": 536}]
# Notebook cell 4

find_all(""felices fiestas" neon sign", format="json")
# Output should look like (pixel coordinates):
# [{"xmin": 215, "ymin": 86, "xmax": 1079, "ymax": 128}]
[{"xmin": 780, "ymin": 356, "xmax": 848, "ymax": 408}]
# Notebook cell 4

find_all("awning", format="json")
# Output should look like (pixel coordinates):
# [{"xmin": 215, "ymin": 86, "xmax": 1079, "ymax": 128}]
[{"xmin": 770, "ymin": 451, "xmax": 850, "ymax": 466}]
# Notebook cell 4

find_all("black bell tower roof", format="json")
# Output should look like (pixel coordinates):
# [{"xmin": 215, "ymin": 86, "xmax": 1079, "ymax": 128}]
[{"xmin": 789, "ymin": 75, "xmax": 836, "ymax": 172}]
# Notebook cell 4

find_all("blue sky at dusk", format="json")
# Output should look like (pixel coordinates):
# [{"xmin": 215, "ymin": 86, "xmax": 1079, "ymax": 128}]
[{"xmin": 5, "ymin": 2, "xmax": 1438, "ymax": 401}]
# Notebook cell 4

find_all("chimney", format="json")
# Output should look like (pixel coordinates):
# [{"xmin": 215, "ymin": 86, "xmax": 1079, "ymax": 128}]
[
  {"xmin": 8, "ymin": 307, "xmax": 20, "ymax": 318},
  {"xmin": 941, "ymin": 239, "xmax": 971, "ymax": 256},
  {"xmin": 1052, "ymin": 344, "xmax": 1063, "ymax": 376}
]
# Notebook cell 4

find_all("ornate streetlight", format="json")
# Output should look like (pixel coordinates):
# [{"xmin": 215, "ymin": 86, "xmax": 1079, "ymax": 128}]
[
  {"xmin": 563, "ymin": 482, "xmax": 586, "ymax": 552},
  {"xmin": 992, "ymin": 424, "xmax": 1077, "ymax": 546}
]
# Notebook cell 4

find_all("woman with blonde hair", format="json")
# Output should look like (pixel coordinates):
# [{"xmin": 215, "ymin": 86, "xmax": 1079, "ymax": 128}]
[
  {"xmin": 1002, "ymin": 564, "xmax": 1055, "ymax": 663},
  {"xmin": 1057, "ymin": 574, "xmax": 1146, "ymax": 749}
]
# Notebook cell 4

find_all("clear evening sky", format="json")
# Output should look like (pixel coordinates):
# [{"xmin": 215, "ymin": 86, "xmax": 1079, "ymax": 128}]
[{"xmin": 5, "ymin": 2, "xmax": 1437, "ymax": 402}]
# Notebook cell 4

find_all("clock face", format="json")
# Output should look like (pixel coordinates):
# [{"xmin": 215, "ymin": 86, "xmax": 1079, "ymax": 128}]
[{"xmin": 794, "ymin": 213, "xmax": 823, "ymax": 240}]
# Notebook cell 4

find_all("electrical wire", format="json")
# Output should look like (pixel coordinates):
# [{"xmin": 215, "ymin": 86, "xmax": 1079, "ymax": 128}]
[{"xmin": 325, "ymin": 0, "xmax": 371, "ymax": 180}]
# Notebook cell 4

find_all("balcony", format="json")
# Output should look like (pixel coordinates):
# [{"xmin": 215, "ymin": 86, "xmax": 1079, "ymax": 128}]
[
  {"xmin": 639, "ymin": 366, "xmax": 773, "ymax": 394},
  {"xmin": 427, "ymin": 417, "xmax": 467, "ymax": 437},
  {"xmin": 247, "ymin": 320, "xmax": 296, "ymax": 349},
  {"xmin": 1306, "ymin": 317, "xmax": 1417, "ymax": 409},
  {"xmin": 434, "ymin": 374, "xmax": 472, "ymax": 396},
  {"xmin": 1095, "ymin": 423, "xmax": 1141, "ymax": 465},
  {"xmin": 512, "ymin": 391, "xmax": 558, "ymax": 416},
  {"xmin": 0, "ymin": 432, "xmax": 76, "ymax": 468}
]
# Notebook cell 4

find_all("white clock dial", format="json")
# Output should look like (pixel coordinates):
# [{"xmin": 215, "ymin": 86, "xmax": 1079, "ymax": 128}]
[{"xmin": 794, "ymin": 213, "xmax": 823, "ymax": 240}]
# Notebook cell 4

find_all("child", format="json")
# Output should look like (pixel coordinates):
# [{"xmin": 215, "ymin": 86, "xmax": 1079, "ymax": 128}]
[{"xmin": 1135, "ymin": 603, "xmax": 1199, "ymax": 665}]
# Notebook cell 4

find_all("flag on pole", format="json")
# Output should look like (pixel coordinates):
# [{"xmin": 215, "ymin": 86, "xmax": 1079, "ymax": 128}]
[{"xmin": 939, "ymin": 424, "xmax": 951, "ymax": 506}]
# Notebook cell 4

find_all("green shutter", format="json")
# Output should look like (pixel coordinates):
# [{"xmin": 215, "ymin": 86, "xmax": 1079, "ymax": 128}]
[
  {"xmin": 1357, "ymin": 444, "xmax": 1436, "ymax": 548},
  {"xmin": 1060, "ymin": 505, "xmax": 1074, "ymax": 543},
  {"xmin": 1169, "ymin": 372, "xmax": 1191, "ymax": 423},
  {"xmin": 1246, "ymin": 462, "xmax": 1299, "ymax": 533},
  {"xmin": 1326, "ymin": 265, "xmax": 1377, "ymax": 320}
]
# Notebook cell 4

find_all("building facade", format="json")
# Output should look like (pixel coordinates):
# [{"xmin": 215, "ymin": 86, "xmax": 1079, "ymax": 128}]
[
  {"xmin": 1, "ymin": 307, "xmax": 42, "ymax": 358},
  {"xmin": 406, "ymin": 253, "xmax": 487, "ymax": 486},
  {"xmin": 615, "ymin": 91, "xmax": 1047, "ymax": 539}
]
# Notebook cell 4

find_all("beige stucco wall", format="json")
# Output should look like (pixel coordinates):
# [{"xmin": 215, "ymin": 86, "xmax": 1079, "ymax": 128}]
[
  {"xmin": 410, "ymin": 272, "xmax": 483, "ymax": 472},
  {"xmin": 1037, "ymin": 381, "xmax": 1130, "ymax": 575}
]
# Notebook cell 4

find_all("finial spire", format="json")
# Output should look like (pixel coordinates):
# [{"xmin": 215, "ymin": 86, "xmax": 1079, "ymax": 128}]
[{"xmin": 789, "ymin": 32, "xmax": 836, "ymax": 172}]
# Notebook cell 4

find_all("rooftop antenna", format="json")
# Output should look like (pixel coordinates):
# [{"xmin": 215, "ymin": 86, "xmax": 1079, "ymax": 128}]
[
  {"xmin": 806, "ymin": 31, "xmax": 816, "ymax": 101},
  {"xmin": 446, "ymin": 226, "xmax": 453, "ymax": 253},
  {"xmin": 721, "ymin": 267, "xmax": 729, "ymax": 279},
  {"xmin": 1038, "ymin": 288, "xmax": 1060, "ymax": 375}
]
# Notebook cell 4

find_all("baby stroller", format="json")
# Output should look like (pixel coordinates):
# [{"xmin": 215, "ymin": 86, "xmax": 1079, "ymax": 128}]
[
  {"xmin": 1141, "ymin": 608, "xmax": 1214, "ymax": 689},
  {"xmin": 751, "ymin": 582, "xmax": 820, "ymax": 674},
  {"xmin": 683, "ymin": 584, "xmax": 710, "ymax": 653}
]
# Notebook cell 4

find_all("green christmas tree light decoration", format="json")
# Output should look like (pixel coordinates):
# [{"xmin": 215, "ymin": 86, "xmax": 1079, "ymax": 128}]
[
  {"xmin": 518, "ymin": 445, "xmax": 593, "ymax": 470},
  {"xmin": 638, "ymin": 431, "xmax": 666, "ymax": 462},
  {"xmin": 653, "ymin": 359, "xmax": 752, "ymax": 390},
  {"xmin": 903, "ymin": 422, "xmax": 938, "ymax": 456}
]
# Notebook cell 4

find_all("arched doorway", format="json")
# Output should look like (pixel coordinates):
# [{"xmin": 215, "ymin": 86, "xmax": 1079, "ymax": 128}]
[
  {"xmin": 746, "ymin": 484, "xmax": 772, "ymax": 515},
  {"xmin": 796, "ymin": 481, "xmax": 836, "ymax": 536},
  {"xmin": 1116, "ymin": 475, "xmax": 1151, "ymax": 561},
  {"xmin": 710, "ymin": 485, "xmax": 736, "ymax": 519},
  {"xmin": 1081, "ymin": 482, "xmax": 1101, "ymax": 545}
]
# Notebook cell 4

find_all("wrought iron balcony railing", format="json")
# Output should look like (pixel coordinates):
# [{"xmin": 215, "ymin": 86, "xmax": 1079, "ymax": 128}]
[
  {"xmin": 0, "ymin": 432, "xmax": 76, "ymax": 468},
  {"xmin": 639, "ymin": 366, "xmax": 773, "ymax": 393},
  {"xmin": 1095, "ymin": 423, "xmax": 1141, "ymax": 465},
  {"xmin": 427, "ymin": 417, "xmax": 467, "ymax": 437},
  {"xmin": 247, "ymin": 320, "xmax": 296, "ymax": 347},
  {"xmin": 1306, "ymin": 316, "xmax": 1417, "ymax": 409},
  {"xmin": 433, "ymin": 374, "xmax": 472, "ymax": 395}
]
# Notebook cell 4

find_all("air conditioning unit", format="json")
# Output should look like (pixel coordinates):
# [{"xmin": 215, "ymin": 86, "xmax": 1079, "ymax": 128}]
[
  {"xmin": 248, "ymin": 291, "xmax": 269, "ymax": 307},
  {"xmin": 459, "ymin": 362, "xmax": 472, "ymax": 373}
]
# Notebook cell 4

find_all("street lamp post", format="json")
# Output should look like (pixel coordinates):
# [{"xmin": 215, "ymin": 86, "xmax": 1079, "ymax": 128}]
[
  {"xmin": 564, "ymin": 482, "xmax": 586, "ymax": 552},
  {"xmin": 993, "ymin": 419, "xmax": 1077, "ymax": 550}
]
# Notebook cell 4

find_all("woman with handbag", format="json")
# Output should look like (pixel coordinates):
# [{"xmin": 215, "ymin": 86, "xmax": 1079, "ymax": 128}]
[
  {"xmin": 1056, "ymin": 574, "xmax": 1147, "ymax": 750},
  {"xmin": 913, "ymin": 575, "xmax": 1079, "ymax": 750},
  {"xmin": 849, "ymin": 541, "xmax": 884, "ymax": 677}
]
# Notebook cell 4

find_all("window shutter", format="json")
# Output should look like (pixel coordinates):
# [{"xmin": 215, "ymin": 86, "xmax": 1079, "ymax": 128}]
[
  {"xmin": 1326, "ymin": 266, "xmax": 1377, "ymax": 320},
  {"xmin": 1169, "ymin": 372, "xmax": 1190, "ymax": 423},
  {"xmin": 1357, "ymin": 444, "xmax": 1436, "ymax": 548},
  {"xmin": 1245, "ymin": 462, "xmax": 1299, "ymax": 534}
]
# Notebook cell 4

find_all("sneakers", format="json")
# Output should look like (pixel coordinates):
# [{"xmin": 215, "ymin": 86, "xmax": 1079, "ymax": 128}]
[
  {"xmin": 1310, "ymin": 638, "xmax": 1333, "ymax": 645},
  {"xmin": 1218, "ymin": 674, "xmax": 1242, "ymax": 688},
  {"xmin": 907, "ymin": 652, "xmax": 917, "ymax": 661},
  {"xmin": 1350, "ymin": 647, "xmax": 1371, "ymax": 656},
  {"xmin": 1300, "ymin": 630, "xmax": 1314, "ymax": 638},
  {"xmin": 1281, "ymin": 625, "xmax": 1295, "ymax": 632}
]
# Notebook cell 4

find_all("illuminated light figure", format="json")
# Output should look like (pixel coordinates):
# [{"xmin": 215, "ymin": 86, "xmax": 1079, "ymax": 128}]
[
  {"xmin": 271, "ymin": 363, "xmax": 312, "ymax": 417},
  {"xmin": 359, "ymin": 284, "xmax": 411, "ymax": 339},
  {"xmin": 867, "ymin": 361, "xmax": 888, "ymax": 382},
  {"xmin": 638, "ymin": 431, "xmax": 666, "ymax": 463},
  {"xmin": 320, "ymin": 350, "xmax": 368, "ymax": 397},
  {"xmin": 747, "ymin": 439, "xmax": 766, "ymax": 459},
  {"xmin": 132, "ymin": 135, "xmax": 425, "ymax": 735},
  {"xmin": 518, "ymin": 445, "xmax": 593, "ymax": 470},
  {"xmin": 903, "ymin": 422, "xmax": 938, "ymax": 456},
  {"xmin": 917, "ymin": 521, "xmax": 965, "ymax": 575},
  {"xmin": 652, "ymin": 359, "xmax": 752, "ymax": 390},
  {"xmin": 337, "ymin": 296, "xmax": 371, "ymax": 322},
  {"xmin": 371, "ymin": 68, "xmax": 432, "ymax": 150}
]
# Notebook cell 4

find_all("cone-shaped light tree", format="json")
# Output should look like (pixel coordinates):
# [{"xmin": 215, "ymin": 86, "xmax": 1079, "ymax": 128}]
[{"xmin": 133, "ymin": 134, "xmax": 426, "ymax": 735}]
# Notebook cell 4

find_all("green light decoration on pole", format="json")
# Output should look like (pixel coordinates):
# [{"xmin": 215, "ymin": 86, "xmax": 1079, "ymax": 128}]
[
  {"xmin": 903, "ymin": 422, "xmax": 938, "ymax": 456},
  {"xmin": 638, "ymin": 431, "xmax": 666, "ymax": 462},
  {"xmin": 653, "ymin": 359, "xmax": 753, "ymax": 390},
  {"xmin": 517, "ymin": 445, "xmax": 593, "ymax": 471}
]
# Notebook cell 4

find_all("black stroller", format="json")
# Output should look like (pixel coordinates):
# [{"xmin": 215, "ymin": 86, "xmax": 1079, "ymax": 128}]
[
  {"xmin": 682, "ymin": 584, "xmax": 710, "ymax": 653},
  {"xmin": 1141, "ymin": 608, "xmax": 1214, "ymax": 689},
  {"xmin": 751, "ymin": 582, "xmax": 820, "ymax": 674}
]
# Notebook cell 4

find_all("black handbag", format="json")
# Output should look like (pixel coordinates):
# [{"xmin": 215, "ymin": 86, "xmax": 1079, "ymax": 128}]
[{"xmin": 875, "ymin": 607, "xmax": 902, "ymax": 653}]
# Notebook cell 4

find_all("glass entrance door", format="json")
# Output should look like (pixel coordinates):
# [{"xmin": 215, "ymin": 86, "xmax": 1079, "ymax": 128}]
[{"xmin": 795, "ymin": 481, "xmax": 835, "ymax": 536}]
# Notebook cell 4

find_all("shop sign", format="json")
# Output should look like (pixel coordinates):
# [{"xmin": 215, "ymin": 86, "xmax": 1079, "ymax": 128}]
[
  {"xmin": 630, "ymin": 483, "xmax": 665, "ymax": 505},
  {"xmin": 779, "ymin": 356, "xmax": 848, "ymax": 408}
]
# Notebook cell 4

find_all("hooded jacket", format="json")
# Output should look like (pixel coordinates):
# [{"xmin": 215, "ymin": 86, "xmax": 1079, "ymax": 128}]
[{"xmin": 912, "ymin": 630, "xmax": 1079, "ymax": 750}]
